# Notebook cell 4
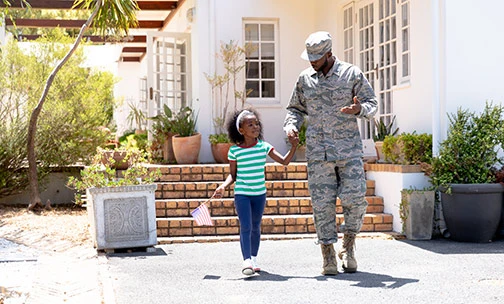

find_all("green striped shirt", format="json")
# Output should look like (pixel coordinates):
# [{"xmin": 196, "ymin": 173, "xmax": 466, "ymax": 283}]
[{"xmin": 228, "ymin": 140, "xmax": 273, "ymax": 196}]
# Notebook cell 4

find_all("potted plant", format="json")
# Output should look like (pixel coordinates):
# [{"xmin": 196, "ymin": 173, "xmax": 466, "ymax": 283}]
[
  {"xmin": 429, "ymin": 102, "xmax": 504, "ymax": 243},
  {"xmin": 150, "ymin": 104, "xmax": 176, "ymax": 163},
  {"xmin": 373, "ymin": 115, "xmax": 399, "ymax": 162},
  {"xmin": 126, "ymin": 100, "xmax": 147, "ymax": 135},
  {"xmin": 382, "ymin": 132, "xmax": 432, "ymax": 165},
  {"xmin": 67, "ymin": 148, "xmax": 161, "ymax": 251},
  {"xmin": 205, "ymin": 41, "xmax": 256, "ymax": 163},
  {"xmin": 171, "ymin": 106, "xmax": 201, "ymax": 164},
  {"xmin": 295, "ymin": 119, "xmax": 307, "ymax": 161}
]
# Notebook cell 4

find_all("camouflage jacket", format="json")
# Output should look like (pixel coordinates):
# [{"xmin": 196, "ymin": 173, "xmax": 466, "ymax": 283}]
[{"xmin": 284, "ymin": 58, "xmax": 377, "ymax": 161}]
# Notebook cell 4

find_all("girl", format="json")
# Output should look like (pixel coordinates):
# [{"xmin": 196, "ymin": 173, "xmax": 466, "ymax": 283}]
[{"xmin": 213, "ymin": 108, "xmax": 299, "ymax": 275}]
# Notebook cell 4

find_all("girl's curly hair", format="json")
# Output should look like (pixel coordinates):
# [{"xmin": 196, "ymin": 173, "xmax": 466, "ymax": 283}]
[{"xmin": 227, "ymin": 108, "xmax": 264, "ymax": 144}]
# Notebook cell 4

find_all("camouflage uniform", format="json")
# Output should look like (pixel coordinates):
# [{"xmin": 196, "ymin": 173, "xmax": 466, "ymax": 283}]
[{"xmin": 284, "ymin": 57, "xmax": 377, "ymax": 245}]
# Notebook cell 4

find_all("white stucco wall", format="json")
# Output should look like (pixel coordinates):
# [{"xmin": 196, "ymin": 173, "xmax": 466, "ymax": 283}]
[
  {"xmin": 193, "ymin": 0, "xmax": 319, "ymax": 162},
  {"xmin": 114, "ymin": 62, "xmax": 143, "ymax": 137},
  {"xmin": 443, "ymin": 0, "xmax": 504, "ymax": 116}
]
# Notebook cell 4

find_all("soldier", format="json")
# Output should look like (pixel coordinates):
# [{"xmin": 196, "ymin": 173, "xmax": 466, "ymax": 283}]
[{"xmin": 283, "ymin": 31, "xmax": 377, "ymax": 275}]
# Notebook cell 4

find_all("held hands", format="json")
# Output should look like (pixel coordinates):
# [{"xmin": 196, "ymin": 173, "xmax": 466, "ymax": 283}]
[
  {"xmin": 287, "ymin": 129, "xmax": 299, "ymax": 147},
  {"xmin": 340, "ymin": 96, "xmax": 361, "ymax": 115}
]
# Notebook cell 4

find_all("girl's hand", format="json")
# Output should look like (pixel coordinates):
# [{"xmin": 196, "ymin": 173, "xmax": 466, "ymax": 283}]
[
  {"xmin": 213, "ymin": 185, "xmax": 225, "ymax": 198},
  {"xmin": 288, "ymin": 134, "xmax": 300, "ymax": 147}
]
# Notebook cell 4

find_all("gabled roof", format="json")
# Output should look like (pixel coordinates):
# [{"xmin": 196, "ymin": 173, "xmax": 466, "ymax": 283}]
[{"xmin": 2, "ymin": 0, "xmax": 184, "ymax": 62}]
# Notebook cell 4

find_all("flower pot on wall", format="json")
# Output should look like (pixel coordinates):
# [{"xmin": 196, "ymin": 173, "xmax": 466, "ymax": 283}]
[
  {"xmin": 86, "ymin": 184, "xmax": 158, "ymax": 250},
  {"xmin": 401, "ymin": 190, "xmax": 435, "ymax": 240},
  {"xmin": 374, "ymin": 141, "xmax": 385, "ymax": 162},
  {"xmin": 295, "ymin": 145, "xmax": 307, "ymax": 161},
  {"xmin": 100, "ymin": 150, "xmax": 129, "ymax": 170},
  {"xmin": 162, "ymin": 132, "xmax": 176, "ymax": 163},
  {"xmin": 441, "ymin": 184, "xmax": 504, "ymax": 243},
  {"xmin": 211, "ymin": 142, "xmax": 233, "ymax": 163},
  {"xmin": 172, "ymin": 133, "xmax": 201, "ymax": 164}
]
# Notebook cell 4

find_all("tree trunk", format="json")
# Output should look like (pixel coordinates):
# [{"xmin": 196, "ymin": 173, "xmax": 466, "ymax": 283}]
[{"xmin": 27, "ymin": 1, "xmax": 101, "ymax": 210}]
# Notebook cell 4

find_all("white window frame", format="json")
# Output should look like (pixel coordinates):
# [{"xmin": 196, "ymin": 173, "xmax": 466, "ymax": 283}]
[
  {"xmin": 243, "ymin": 19, "xmax": 280, "ymax": 106},
  {"xmin": 343, "ymin": 2, "xmax": 355, "ymax": 64},
  {"xmin": 399, "ymin": 0, "xmax": 411, "ymax": 83}
]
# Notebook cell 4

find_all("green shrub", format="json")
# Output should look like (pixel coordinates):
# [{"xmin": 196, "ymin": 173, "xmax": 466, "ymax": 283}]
[{"xmin": 382, "ymin": 132, "xmax": 432, "ymax": 165}]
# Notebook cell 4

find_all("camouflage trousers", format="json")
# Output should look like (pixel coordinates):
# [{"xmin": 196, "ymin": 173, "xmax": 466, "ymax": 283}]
[{"xmin": 307, "ymin": 157, "xmax": 368, "ymax": 245}]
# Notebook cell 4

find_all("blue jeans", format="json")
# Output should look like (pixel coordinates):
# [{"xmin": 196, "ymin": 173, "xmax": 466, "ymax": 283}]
[{"xmin": 234, "ymin": 194, "xmax": 266, "ymax": 260}]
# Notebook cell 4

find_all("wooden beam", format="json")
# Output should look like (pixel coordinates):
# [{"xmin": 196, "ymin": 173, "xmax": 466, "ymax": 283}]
[
  {"xmin": 122, "ymin": 47, "xmax": 146, "ymax": 53},
  {"xmin": 5, "ymin": 19, "xmax": 164, "ymax": 29},
  {"xmin": 121, "ymin": 57, "xmax": 141, "ymax": 62},
  {"xmin": 18, "ymin": 34, "xmax": 147, "ymax": 43},
  {"xmin": 1, "ymin": 0, "xmax": 178, "ymax": 10}
]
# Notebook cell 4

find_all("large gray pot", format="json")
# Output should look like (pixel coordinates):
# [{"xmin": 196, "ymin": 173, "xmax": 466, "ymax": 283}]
[{"xmin": 440, "ymin": 183, "xmax": 504, "ymax": 243}]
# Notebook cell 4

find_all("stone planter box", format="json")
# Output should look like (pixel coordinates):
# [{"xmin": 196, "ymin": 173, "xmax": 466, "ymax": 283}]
[
  {"xmin": 401, "ymin": 190, "xmax": 435, "ymax": 240},
  {"xmin": 86, "ymin": 184, "xmax": 158, "ymax": 250}
]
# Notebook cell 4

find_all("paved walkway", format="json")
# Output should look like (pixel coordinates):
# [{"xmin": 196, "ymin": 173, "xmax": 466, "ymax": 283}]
[{"xmin": 2, "ymin": 235, "xmax": 504, "ymax": 304}]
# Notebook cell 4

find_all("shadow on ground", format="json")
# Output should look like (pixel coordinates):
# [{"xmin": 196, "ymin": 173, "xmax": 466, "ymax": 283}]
[
  {"xmin": 399, "ymin": 237, "xmax": 504, "ymax": 254},
  {"xmin": 206, "ymin": 271, "xmax": 418, "ymax": 288}
]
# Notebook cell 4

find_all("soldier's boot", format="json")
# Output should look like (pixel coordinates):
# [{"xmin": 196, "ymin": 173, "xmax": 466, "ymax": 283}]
[
  {"xmin": 320, "ymin": 244, "xmax": 338, "ymax": 275},
  {"xmin": 338, "ymin": 233, "xmax": 357, "ymax": 273}
]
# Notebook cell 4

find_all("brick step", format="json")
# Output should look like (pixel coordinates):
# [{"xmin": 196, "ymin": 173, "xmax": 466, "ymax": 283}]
[
  {"xmin": 155, "ymin": 180, "xmax": 375, "ymax": 199},
  {"xmin": 155, "ymin": 196, "xmax": 385, "ymax": 217},
  {"xmin": 151, "ymin": 163, "xmax": 308, "ymax": 182},
  {"xmin": 156, "ymin": 213, "xmax": 393, "ymax": 238}
]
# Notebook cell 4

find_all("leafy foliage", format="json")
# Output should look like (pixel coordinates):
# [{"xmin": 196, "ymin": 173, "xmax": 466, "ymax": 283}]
[
  {"xmin": 382, "ymin": 132, "xmax": 432, "ymax": 165},
  {"xmin": 373, "ymin": 115, "xmax": 399, "ymax": 141},
  {"xmin": 67, "ymin": 147, "xmax": 161, "ymax": 205},
  {"xmin": 209, "ymin": 133, "xmax": 230, "ymax": 144},
  {"xmin": 430, "ymin": 102, "xmax": 504, "ymax": 189},
  {"xmin": 172, "ymin": 106, "xmax": 198, "ymax": 137},
  {"xmin": 0, "ymin": 32, "xmax": 117, "ymax": 197}
]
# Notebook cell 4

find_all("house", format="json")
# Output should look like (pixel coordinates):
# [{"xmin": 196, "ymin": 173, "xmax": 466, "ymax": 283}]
[
  {"xmin": 109, "ymin": 0, "xmax": 504, "ymax": 163},
  {"xmin": 3, "ymin": 1, "xmax": 502, "ymax": 162}
]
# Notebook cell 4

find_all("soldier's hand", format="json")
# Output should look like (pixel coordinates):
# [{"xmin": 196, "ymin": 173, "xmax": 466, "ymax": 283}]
[{"xmin": 340, "ymin": 96, "xmax": 362, "ymax": 115}]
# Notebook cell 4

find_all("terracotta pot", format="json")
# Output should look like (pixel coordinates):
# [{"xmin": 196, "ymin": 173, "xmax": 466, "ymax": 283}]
[
  {"xmin": 100, "ymin": 150, "xmax": 129, "ymax": 170},
  {"xmin": 162, "ymin": 132, "xmax": 176, "ymax": 163},
  {"xmin": 211, "ymin": 143, "xmax": 233, "ymax": 163},
  {"xmin": 172, "ymin": 133, "xmax": 201, "ymax": 164}
]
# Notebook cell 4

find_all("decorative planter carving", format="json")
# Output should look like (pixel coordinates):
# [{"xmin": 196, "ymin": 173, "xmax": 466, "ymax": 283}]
[{"xmin": 86, "ymin": 184, "xmax": 158, "ymax": 250}]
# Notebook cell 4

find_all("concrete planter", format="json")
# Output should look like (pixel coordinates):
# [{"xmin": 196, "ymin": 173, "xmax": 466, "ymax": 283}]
[
  {"xmin": 401, "ymin": 190, "xmax": 435, "ymax": 240},
  {"xmin": 86, "ymin": 184, "xmax": 158, "ymax": 250}
]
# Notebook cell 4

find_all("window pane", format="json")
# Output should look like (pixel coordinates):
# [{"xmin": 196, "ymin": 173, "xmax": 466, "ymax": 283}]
[
  {"xmin": 402, "ymin": 28, "xmax": 409, "ymax": 51},
  {"xmin": 261, "ymin": 62, "xmax": 275, "ymax": 79},
  {"xmin": 260, "ymin": 24, "xmax": 274, "ymax": 41},
  {"xmin": 249, "ymin": 42, "xmax": 259, "ymax": 59},
  {"xmin": 402, "ymin": 3, "xmax": 409, "ymax": 27},
  {"xmin": 402, "ymin": 54, "xmax": 409, "ymax": 76},
  {"xmin": 262, "ymin": 81, "xmax": 275, "ymax": 98},
  {"xmin": 247, "ymin": 62, "xmax": 259, "ymax": 78},
  {"xmin": 245, "ymin": 24, "xmax": 259, "ymax": 40},
  {"xmin": 247, "ymin": 81, "xmax": 259, "ymax": 97},
  {"xmin": 261, "ymin": 43, "xmax": 274, "ymax": 59}
]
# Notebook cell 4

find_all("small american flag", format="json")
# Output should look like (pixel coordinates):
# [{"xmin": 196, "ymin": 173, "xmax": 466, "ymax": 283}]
[{"xmin": 191, "ymin": 203, "xmax": 213, "ymax": 226}]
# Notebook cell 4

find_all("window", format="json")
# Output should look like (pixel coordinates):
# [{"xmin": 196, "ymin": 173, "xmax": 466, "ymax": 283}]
[
  {"xmin": 401, "ymin": 0, "xmax": 411, "ymax": 78},
  {"xmin": 343, "ymin": 4, "xmax": 355, "ymax": 64},
  {"xmin": 352, "ymin": 0, "xmax": 410, "ymax": 139},
  {"xmin": 244, "ymin": 20, "xmax": 279, "ymax": 101}
]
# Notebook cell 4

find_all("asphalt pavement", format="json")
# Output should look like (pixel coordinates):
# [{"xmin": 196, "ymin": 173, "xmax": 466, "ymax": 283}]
[
  {"xmin": 2, "ymin": 235, "xmax": 504, "ymax": 304},
  {"xmin": 101, "ymin": 236, "xmax": 504, "ymax": 304}
]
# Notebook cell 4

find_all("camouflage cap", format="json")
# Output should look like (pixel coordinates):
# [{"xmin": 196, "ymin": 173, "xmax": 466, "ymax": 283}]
[{"xmin": 300, "ymin": 31, "xmax": 332, "ymax": 61}]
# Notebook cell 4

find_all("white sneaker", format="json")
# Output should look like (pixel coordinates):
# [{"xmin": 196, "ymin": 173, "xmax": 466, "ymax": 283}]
[
  {"xmin": 242, "ymin": 258, "xmax": 255, "ymax": 275},
  {"xmin": 251, "ymin": 256, "xmax": 260, "ymax": 272}
]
